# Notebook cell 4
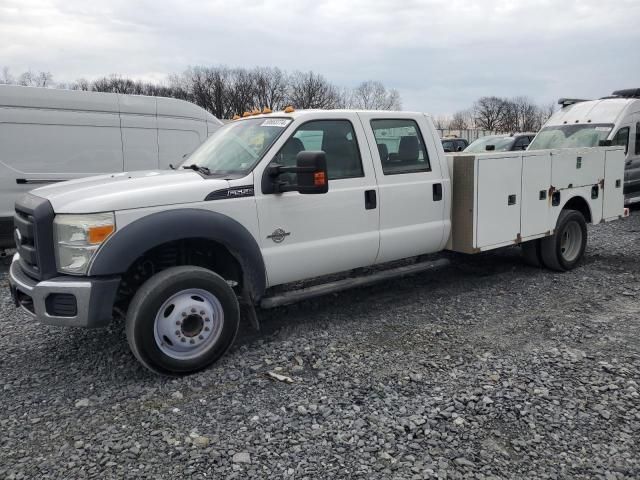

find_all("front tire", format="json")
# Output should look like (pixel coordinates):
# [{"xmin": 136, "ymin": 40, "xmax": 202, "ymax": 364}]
[
  {"xmin": 126, "ymin": 266, "xmax": 240, "ymax": 375},
  {"xmin": 540, "ymin": 210, "xmax": 587, "ymax": 271}
]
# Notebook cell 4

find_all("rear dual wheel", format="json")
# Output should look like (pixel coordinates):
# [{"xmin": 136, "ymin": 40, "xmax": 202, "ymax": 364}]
[{"xmin": 521, "ymin": 209, "xmax": 587, "ymax": 271}]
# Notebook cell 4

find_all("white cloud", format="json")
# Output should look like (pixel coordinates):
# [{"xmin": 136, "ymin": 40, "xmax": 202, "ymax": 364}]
[{"xmin": 1, "ymin": 0, "xmax": 638, "ymax": 114}]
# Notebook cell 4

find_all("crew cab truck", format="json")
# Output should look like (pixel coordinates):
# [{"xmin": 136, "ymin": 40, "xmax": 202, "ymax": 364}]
[{"xmin": 7, "ymin": 109, "xmax": 628, "ymax": 375}]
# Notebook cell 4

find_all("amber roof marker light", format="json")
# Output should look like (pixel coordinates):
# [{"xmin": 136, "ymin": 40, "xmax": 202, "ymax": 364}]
[{"xmin": 284, "ymin": 106, "xmax": 295, "ymax": 113}]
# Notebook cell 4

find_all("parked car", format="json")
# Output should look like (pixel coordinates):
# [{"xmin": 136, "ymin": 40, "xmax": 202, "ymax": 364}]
[
  {"xmin": 0, "ymin": 85, "xmax": 223, "ymax": 249},
  {"xmin": 464, "ymin": 133, "xmax": 536, "ymax": 153},
  {"xmin": 7, "ymin": 108, "xmax": 627, "ymax": 375},
  {"xmin": 441, "ymin": 137, "xmax": 468, "ymax": 152},
  {"xmin": 529, "ymin": 88, "xmax": 640, "ymax": 204}
]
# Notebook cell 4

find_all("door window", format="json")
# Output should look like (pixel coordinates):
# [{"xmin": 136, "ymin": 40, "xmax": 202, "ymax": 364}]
[
  {"xmin": 273, "ymin": 120, "xmax": 363, "ymax": 181},
  {"xmin": 612, "ymin": 127, "xmax": 630, "ymax": 154},
  {"xmin": 442, "ymin": 140, "xmax": 454, "ymax": 152},
  {"xmin": 371, "ymin": 119, "xmax": 431, "ymax": 174},
  {"xmin": 513, "ymin": 136, "xmax": 530, "ymax": 150}
]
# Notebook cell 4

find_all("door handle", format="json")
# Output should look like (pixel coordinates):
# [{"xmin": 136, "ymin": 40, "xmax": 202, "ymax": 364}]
[
  {"xmin": 433, "ymin": 183, "xmax": 443, "ymax": 201},
  {"xmin": 364, "ymin": 189, "xmax": 377, "ymax": 210}
]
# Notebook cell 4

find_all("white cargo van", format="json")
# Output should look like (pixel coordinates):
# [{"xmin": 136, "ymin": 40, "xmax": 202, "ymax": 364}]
[
  {"xmin": 529, "ymin": 88, "xmax": 640, "ymax": 203},
  {"xmin": 0, "ymin": 85, "xmax": 223, "ymax": 248}
]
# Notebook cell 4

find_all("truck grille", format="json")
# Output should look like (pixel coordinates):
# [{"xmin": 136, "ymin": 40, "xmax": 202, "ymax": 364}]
[{"xmin": 14, "ymin": 194, "xmax": 57, "ymax": 280}]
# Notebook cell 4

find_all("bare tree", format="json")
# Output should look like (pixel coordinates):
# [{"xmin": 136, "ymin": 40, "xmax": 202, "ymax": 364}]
[
  {"xmin": 449, "ymin": 110, "xmax": 473, "ymax": 130},
  {"xmin": 35, "ymin": 71, "xmax": 53, "ymax": 87},
  {"xmin": 0, "ymin": 64, "xmax": 404, "ymax": 119},
  {"xmin": 287, "ymin": 71, "xmax": 341, "ymax": 109},
  {"xmin": 17, "ymin": 71, "xmax": 35, "ymax": 86},
  {"xmin": 226, "ymin": 68, "xmax": 258, "ymax": 116},
  {"xmin": 432, "ymin": 115, "xmax": 451, "ymax": 129},
  {"xmin": 0, "ymin": 66, "xmax": 14, "ymax": 85},
  {"xmin": 348, "ymin": 80, "xmax": 401, "ymax": 110},
  {"xmin": 473, "ymin": 96, "xmax": 508, "ymax": 130},
  {"xmin": 252, "ymin": 67, "xmax": 288, "ymax": 111}
]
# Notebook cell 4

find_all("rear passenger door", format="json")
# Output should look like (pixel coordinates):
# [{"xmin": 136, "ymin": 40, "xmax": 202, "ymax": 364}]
[{"xmin": 358, "ymin": 113, "xmax": 447, "ymax": 263}]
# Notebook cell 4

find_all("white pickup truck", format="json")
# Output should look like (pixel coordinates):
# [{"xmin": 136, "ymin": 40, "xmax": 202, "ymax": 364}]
[{"xmin": 7, "ymin": 109, "xmax": 628, "ymax": 375}]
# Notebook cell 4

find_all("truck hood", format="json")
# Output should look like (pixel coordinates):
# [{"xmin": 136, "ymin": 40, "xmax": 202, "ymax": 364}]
[{"xmin": 31, "ymin": 170, "xmax": 230, "ymax": 213}]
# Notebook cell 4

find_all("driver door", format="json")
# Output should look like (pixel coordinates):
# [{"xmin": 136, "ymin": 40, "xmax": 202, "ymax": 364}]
[{"xmin": 254, "ymin": 114, "xmax": 380, "ymax": 287}]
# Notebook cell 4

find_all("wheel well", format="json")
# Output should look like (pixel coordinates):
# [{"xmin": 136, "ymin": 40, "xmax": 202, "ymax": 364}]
[
  {"xmin": 562, "ymin": 196, "xmax": 592, "ymax": 223},
  {"xmin": 115, "ymin": 238, "xmax": 242, "ymax": 314}
]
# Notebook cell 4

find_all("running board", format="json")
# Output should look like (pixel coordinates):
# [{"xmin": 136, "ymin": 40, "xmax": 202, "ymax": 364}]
[{"xmin": 260, "ymin": 258, "xmax": 450, "ymax": 309}]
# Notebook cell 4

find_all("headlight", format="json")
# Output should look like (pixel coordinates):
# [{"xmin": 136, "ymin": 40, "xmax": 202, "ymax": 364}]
[{"xmin": 54, "ymin": 213, "xmax": 115, "ymax": 275}]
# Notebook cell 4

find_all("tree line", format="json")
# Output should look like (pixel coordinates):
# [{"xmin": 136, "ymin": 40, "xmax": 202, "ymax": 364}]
[
  {"xmin": 434, "ymin": 96, "xmax": 556, "ymax": 133},
  {"xmin": 0, "ymin": 66, "xmax": 401, "ymax": 119}
]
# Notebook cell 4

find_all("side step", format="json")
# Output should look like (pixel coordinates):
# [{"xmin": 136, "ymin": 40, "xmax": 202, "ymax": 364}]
[{"xmin": 260, "ymin": 258, "xmax": 450, "ymax": 309}]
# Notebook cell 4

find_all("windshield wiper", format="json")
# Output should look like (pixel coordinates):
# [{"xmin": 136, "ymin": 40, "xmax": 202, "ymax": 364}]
[{"xmin": 182, "ymin": 164, "xmax": 211, "ymax": 176}]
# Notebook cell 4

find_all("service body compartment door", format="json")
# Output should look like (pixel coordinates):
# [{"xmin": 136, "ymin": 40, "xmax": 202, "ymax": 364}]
[
  {"xmin": 551, "ymin": 148, "xmax": 604, "ymax": 189},
  {"xmin": 602, "ymin": 148, "xmax": 626, "ymax": 220},
  {"xmin": 520, "ymin": 151, "xmax": 552, "ymax": 238},
  {"xmin": 476, "ymin": 155, "xmax": 522, "ymax": 248}
]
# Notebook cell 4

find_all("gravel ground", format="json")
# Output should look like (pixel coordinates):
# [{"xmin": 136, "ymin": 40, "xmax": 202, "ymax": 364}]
[{"xmin": 1, "ymin": 213, "xmax": 639, "ymax": 480}]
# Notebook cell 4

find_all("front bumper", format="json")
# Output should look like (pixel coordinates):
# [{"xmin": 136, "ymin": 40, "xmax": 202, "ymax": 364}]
[{"xmin": 8, "ymin": 253, "xmax": 120, "ymax": 328}]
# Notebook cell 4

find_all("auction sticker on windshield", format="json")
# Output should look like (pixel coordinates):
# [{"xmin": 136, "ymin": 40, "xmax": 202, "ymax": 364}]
[{"xmin": 261, "ymin": 119, "xmax": 291, "ymax": 128}]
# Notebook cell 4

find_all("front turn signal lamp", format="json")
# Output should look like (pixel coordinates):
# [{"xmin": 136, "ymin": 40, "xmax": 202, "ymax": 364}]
[{"xmin": 53, "ymin": 213, "xmax": 116, "ymax": 275}]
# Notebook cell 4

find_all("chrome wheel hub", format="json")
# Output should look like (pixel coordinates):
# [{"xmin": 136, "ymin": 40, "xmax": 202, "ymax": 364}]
[
  {"xmin": 153, "ymin": 288, "xmax": 224, "ymax": 360},
  {"xmin": 559, "ymin": 221, "xmax": 582, "ymax": 263}
]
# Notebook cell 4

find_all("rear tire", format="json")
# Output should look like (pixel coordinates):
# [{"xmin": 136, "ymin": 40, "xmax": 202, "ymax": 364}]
[
  {"xmin": 126, "ymin": 266, "xmax": 240, "ymax": 376},
  {"xmin": 521, "ymin": 240, "xmax": 543, "ymax": 267},
  {"xmin": 540, "ymin": 210, "xmax": 587, "ymax": 272}
]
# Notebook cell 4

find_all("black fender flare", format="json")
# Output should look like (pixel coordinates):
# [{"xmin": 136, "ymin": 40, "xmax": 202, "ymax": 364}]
[{"xmin": 88, "ymin": 208, "xmax": 267, "ymax": 299}]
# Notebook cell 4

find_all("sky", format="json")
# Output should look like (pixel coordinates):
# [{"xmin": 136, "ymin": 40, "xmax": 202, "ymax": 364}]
[{"xmin": 1, "ymin": 0, "xmax": 639, "ymax": 116}]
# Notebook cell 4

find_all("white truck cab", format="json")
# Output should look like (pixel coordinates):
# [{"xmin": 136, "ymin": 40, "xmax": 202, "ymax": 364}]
[
  {"xmin": 7, "ymin": 108, "xmax": 628, "ymax": 375},
  {"xmin": 529, "ymin": 88, "xmax": 640, "ymax": 203}
]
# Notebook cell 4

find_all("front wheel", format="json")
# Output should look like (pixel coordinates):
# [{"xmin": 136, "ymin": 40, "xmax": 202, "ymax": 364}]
[
  {"xmin": 126, "ymin": 266, "xmax": 240, "ymax": 375},
  {"xmin": 540, "ymin": 209, "xmax": 588, "ymax": 271}
]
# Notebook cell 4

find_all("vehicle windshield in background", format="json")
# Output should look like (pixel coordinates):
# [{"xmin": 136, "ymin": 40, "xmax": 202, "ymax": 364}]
[
  {"xmin": 528, "ymin": 124, "xmax": 614, "ymax": 150},
  {"xmin": 464, "ymin": 136, "xmax": 514, "ymax": 153},
  {"xmin": 182, "ymin": 117, "xmax": 291, "ymax": 176}
]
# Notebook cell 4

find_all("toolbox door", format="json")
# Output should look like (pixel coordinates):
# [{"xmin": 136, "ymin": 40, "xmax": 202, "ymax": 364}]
[
  {"xmin": 520, "ymin": 151, "xmax": 552, "ymax": 239},
  {"xmin": 476, "ymin": 155, "xmax": 522, "ymax": 248},
  {"xmin": 602, "ymin": 148, "xmax": 626, "ymax": 221}
]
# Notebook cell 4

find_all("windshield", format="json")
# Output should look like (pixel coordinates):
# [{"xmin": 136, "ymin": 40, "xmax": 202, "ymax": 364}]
[
  {"xmin": 464, "ymin": 136, "xmax": 514, "ymax": 153},
  {"xmin": 182, "ymin": 117, "xmax": 292, "ymax": 176},
  {"xmin": 528, "ymin": 124, "xmax": 613, "ymax": 150}
]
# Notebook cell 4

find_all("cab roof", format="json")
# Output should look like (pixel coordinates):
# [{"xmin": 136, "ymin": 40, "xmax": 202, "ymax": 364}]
[{"xmin": 232, "ymin": 109, "xmax": 428, "ymax": 121}]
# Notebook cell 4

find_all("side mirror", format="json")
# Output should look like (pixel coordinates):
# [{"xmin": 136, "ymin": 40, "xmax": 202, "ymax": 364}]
[
  {"xmin": 485, "ymin": 145, "xmax": 496, "ymax": 151},
  {"xmin": 599, "ymin": 140, "xmax": 612, "ymax": 147},
  {"xmin": 267, "ymin": 151, "xmax": 329, "ymax": 195}
]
